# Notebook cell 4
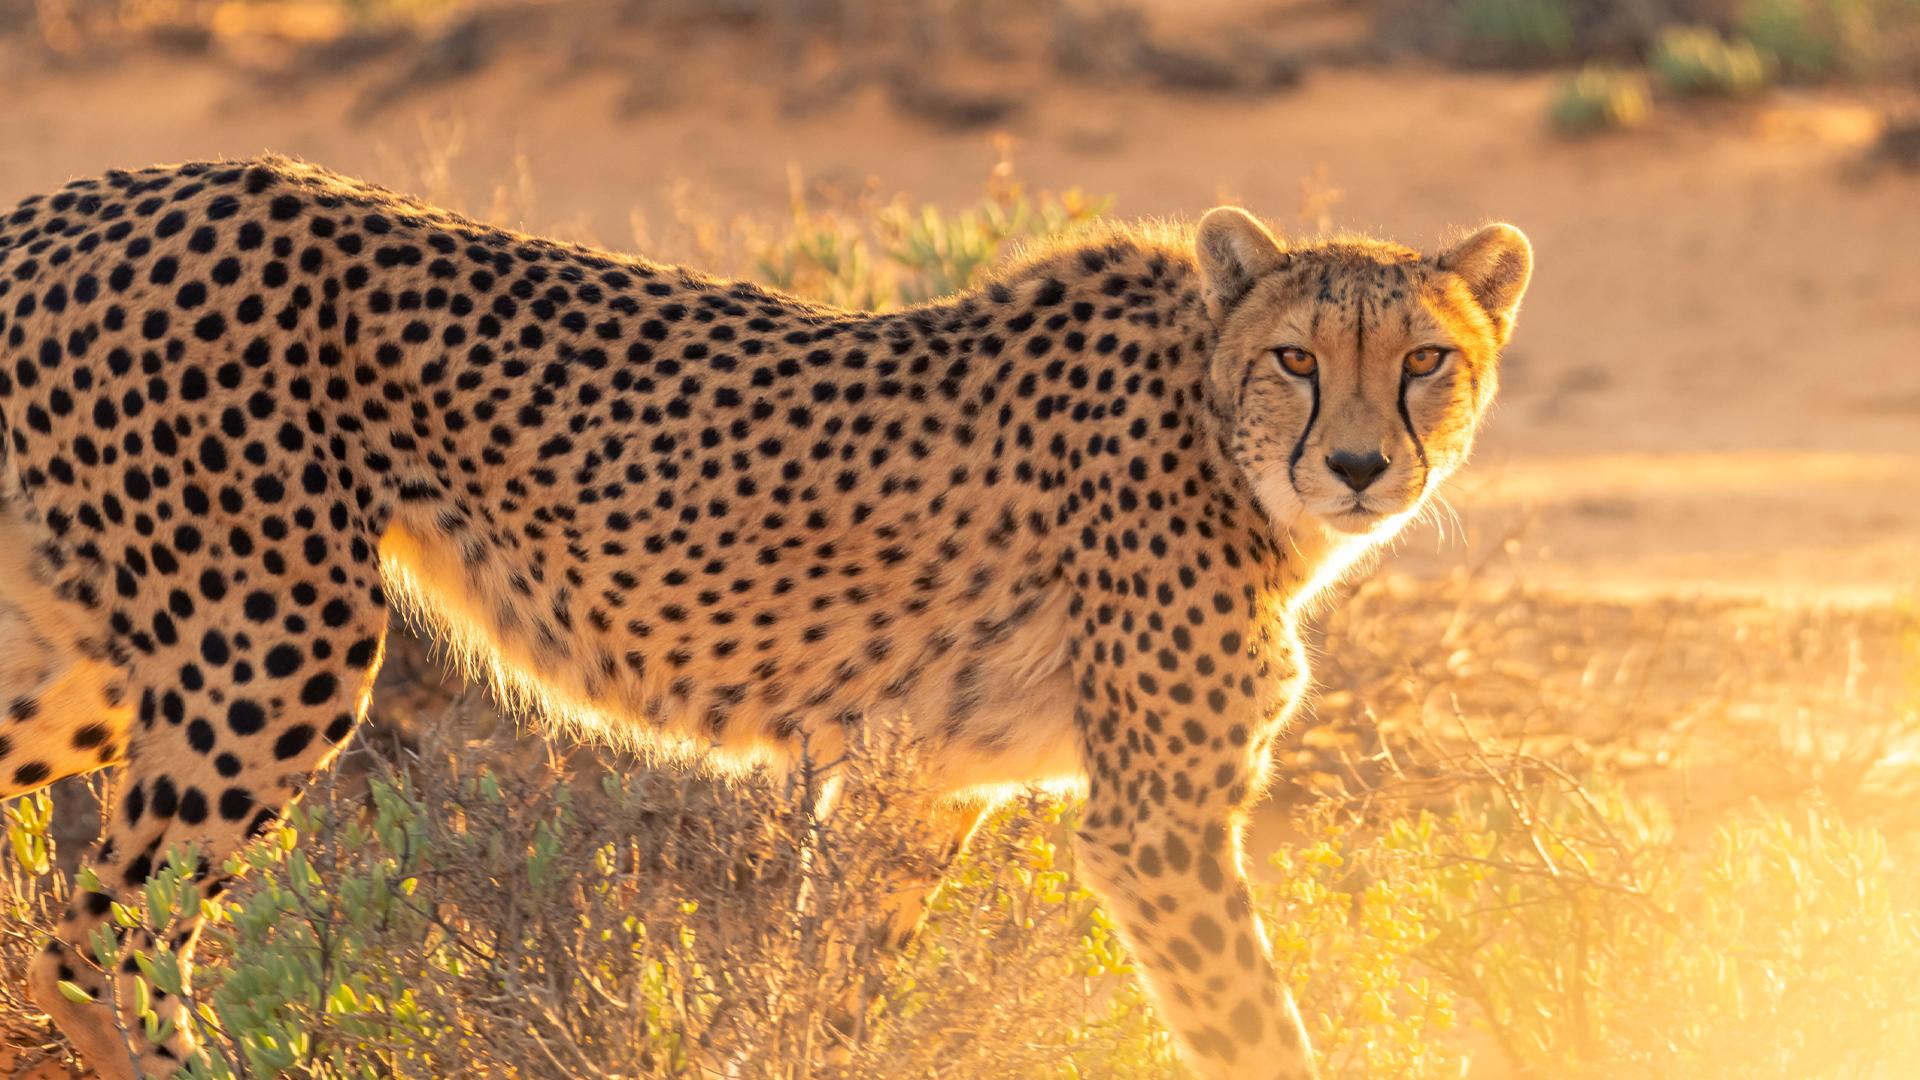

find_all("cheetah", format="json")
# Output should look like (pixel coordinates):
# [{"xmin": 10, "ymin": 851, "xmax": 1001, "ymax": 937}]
[{"xmin": 0, "ymin": 156, "xmax": 1530, "ymax": 1079}]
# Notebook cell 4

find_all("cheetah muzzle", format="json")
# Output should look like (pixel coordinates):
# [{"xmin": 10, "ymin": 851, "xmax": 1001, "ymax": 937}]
[{"xmin": 0, "ymin": 157, "xmax": 1529, "ymax": 1080}]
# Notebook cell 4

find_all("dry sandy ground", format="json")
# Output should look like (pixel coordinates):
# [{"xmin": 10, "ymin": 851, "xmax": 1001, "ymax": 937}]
[{"xmin": 2, "ymin": 45, "xmax": 1916, "ymax": 609}]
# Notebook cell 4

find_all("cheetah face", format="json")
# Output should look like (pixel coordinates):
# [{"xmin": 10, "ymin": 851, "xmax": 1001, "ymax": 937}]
[{"xmin": 1195, "ymin": 208, "xmax": 1531, "ymax": 537}]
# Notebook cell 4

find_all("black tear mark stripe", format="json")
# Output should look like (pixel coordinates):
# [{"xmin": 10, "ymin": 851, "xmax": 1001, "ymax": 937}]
[
  {"xmin": 1396, "ymin": 371, "xmax": 1429, "ymax": 471},
  {"xmin": 1287, "ymin": 370, "xmax": 1321, "ymax": 480},
  {"xmin": 1354, "ymin": 288, "xmax": 1367, "ymax": 382}
]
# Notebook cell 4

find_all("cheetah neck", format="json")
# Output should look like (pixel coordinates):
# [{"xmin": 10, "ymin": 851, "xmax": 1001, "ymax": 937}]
[{"xmin": 960, "ymin": 236, "xmax": 1369, "ymax": 613}]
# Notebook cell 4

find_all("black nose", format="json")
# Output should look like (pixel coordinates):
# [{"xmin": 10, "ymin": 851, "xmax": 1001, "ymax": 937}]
[{"xmin": 1326, "ymin": 450, "xmax": 1390, "ymax": 492}]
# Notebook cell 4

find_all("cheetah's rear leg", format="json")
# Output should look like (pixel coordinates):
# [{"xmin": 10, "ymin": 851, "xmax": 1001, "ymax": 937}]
[
  {"xmin": 0, "ymin": 535, "xmax": 133, "ymax": 795},
  {"xmin": 24, "ymin": 593, "xmax": 390, "ymax": 1080}
]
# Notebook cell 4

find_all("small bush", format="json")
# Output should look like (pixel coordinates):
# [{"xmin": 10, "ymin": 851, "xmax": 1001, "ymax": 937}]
[
  {"xmin": 1455, "ymin": 0, "xmax": 1577, "ymax": 63},
  {"xmin": 1652, "ymin": 26, "xmax": 1774, "ymax": 96},
  {"xmin": 1550, "ymin": 65, "xmax": 1653, "ymax": 133},
  {"xmin": 1738, "ymin": 0, "xmax": 1885, "ymax": 79},
  {"xmin": 750, "ymin": 170, "xmax": 1107, "ymax": 313}
]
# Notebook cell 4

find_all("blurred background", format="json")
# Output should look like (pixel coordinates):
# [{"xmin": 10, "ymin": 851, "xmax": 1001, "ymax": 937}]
[{"xmin": 2, "ymin": 2, "xmax": 1919, "ymax": 1077}]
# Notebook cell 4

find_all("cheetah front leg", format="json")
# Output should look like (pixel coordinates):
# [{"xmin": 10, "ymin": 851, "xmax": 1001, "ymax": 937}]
[
  {"xmin": 26, "ymin": 595, "xmax": 389, "ymax": 1080},
  {"xmin": 1073, "ymin": 780, "xmax": 1312, "ymax": 1079},
  {"xmin": 1067, "ymin": 602, "xmax": 1316, "ymax": 1079}
]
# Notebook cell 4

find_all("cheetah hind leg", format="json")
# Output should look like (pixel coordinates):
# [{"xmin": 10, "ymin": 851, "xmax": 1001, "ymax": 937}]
[
  {"xmin": 23, "ymin": 587, "xmax": 388, "ymax": 1080},
  {"xmin": 0, "ymin": 532, "xmax": 132, "ymax": 795},
  {"xmin": 0, "ymin": 534, "xmax": 141, "ymax": 1073}
]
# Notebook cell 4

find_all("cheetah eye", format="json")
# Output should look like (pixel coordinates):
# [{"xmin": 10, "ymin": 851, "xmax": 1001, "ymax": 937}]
[
  {"xmin": 1272, "ymin": 347, "xmax": 1317, "ymax": 377},
  {"xmin": 1404, "ymin": 347, "xmax": 1451, "ymax": 377}
]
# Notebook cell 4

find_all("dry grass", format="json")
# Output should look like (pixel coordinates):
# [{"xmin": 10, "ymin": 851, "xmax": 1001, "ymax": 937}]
[{"xmin": 3, "ymin": 573, "xmax": 1914, "ymax": 1078}]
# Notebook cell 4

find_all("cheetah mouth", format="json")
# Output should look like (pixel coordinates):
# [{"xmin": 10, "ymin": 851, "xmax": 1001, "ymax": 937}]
[{"xmin": 1318, "ymin": 499, "xmax": 1396, "ymax": 534}]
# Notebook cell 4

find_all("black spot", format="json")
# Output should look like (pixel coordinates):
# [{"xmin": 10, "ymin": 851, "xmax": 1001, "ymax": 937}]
[
  {"xmin": 71, "ymin": 724, "xmax": 112, "ymax": 750},
  {"xmin": 299, "ymin": 672, "xmax": 337, "ymax": 706},
  {"xmin": 218, "ymin": 788, "xmax": 255, "ymax": 821},
  {"xmin": 150, "ymin": 777, "xmax": 179, "ymax": 818},
  {"xmin": 264, "ymin": 644, "xmax": 302, "ymax": 677},
  {"xmin": 273, "ymin": 725, "xmax": 315, "ymax": 761},
  {"xmin": 179, "ymin": 788, "xmax": 208, "ymax": 824},
  {"xmin": 345, "ymin": 637, "xmax": 379, "ymax": 668},
  {"xmin": 227, "ymin": 700, "xmax": 266, "ymax": 735}
]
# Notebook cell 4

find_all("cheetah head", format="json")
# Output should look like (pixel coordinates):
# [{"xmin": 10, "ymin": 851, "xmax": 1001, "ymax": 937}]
[{"xmin": 1194, "ymin": 207, "xmax": 1531, "ymax": 538}]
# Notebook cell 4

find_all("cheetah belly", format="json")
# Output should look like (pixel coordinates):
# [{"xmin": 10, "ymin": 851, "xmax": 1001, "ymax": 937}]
[
  {"xmin": 893, "ymin": 587, "xmax": 1084, "ymax": 793},
  {"xmin": 915, "ymin": 652, "xmax": 1083, "ymax": 795},
  {"xmin": 375, "ymin": 520, "xmax": 692, "ymax": 751},
  {"xmin": 378, "ymin": 518, "xmax": 1085, "ymax": 785}
]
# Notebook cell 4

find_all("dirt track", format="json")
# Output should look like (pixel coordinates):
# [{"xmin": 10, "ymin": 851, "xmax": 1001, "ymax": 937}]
[{"xmin": 3, "ymin": 49, "xmax": 1915, "ymax": 604}]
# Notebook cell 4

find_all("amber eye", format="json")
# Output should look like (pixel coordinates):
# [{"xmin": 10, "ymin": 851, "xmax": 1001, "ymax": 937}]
[
  {"xmin": 1273, "ymin": 347, "xmax": 1317, "ymax": 377},
  {"xmin": 1404, "ymin": 347, "xmax": 1450, "ymax": 377}
]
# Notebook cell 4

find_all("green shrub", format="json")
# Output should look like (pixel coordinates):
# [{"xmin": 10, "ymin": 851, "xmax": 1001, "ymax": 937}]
[
  {"xmin": 1455, "ymin": 0, "xmax": 1577, "ymax": 63},
  {"xmin": 1738, "ymin": 0, "xmax": 1885, "ymax": 79},
  {"xmin": 1652, "ymin": 26, "xmax": 1774, "ymax": 96},
  {"xmin": 194, "ymin": 784, "xmax": 447, "ymax": 1077},
  {"xmin": 1550, "ymin": 65, "xmax": 1652, "ymax": 133},
  {"xmin": 751, "ymin": 180, "xmax": 1107, "ymax": 312}
]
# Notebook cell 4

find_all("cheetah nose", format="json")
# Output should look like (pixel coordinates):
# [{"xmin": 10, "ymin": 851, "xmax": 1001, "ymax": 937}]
[{"xmin": 1326, "ymin": 450, "xmax": 1390, "ymax": 492}]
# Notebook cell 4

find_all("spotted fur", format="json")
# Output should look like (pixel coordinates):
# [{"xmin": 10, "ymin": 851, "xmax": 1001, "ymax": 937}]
[{"xmin": 0, "ymin": 158, "xmax": 1528, "ymax": 1079}]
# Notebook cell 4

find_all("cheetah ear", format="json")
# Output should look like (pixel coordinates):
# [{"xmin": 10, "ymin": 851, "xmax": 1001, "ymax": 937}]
[
  {"xmin": 1195, "ymin": 207, "xmax": 1287, "ymax": 321},
  {"xmin": 1438, "ymin": 223, "xmax": 1532, "ymax": 345}
]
